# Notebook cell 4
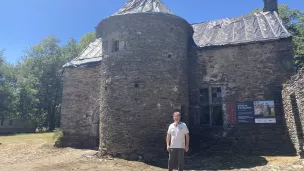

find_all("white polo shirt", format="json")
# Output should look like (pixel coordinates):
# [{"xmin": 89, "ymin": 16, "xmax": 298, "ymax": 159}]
[{"xmin": 167, "ymin": 122, "xmax": 189, "ymax": 149}]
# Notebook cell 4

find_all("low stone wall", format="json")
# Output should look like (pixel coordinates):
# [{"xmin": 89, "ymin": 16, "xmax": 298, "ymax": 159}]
[
  {"xmin": 60, "ymin": 66, "xmax": 101, "ymax": 148},
  {"xmin": 282, "ymin": 68, "xmax": 304, "ymax": 154},
  {"xmin": 0, "ymin": 120, "xmax": 35, "ymax": 134}
]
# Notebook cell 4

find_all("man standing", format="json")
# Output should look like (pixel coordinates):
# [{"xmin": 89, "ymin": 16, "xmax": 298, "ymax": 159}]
[{"xmin": 166, "ymin": 111, "xmax": 190, "ymax": 171}]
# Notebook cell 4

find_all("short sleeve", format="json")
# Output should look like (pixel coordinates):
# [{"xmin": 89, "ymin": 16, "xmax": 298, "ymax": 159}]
[
  {"xmin": 167, "ymin": 125, "xmax": 171, "ymax": 134},
  {"xmin": 184, "ymin": 124, "xmax": 189, "ymax": 134}
]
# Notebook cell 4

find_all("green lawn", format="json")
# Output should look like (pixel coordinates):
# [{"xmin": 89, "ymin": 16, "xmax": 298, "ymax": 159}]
[{"xmin": 0, "ymin": 132, "xmax": 54, "ymax": 145}]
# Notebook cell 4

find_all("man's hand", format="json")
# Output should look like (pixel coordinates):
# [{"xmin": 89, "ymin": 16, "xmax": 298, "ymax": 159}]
[
  {"xmin": 185, "ymin": 133, "xmax": 190, "ymax": 152},
  {"xmin": 185, "ymin": 146, "xmax": 189, "ymax": 152},
  {"xmin": 166, "ymin": 133, "xmax": 171, "ymax": 153}
]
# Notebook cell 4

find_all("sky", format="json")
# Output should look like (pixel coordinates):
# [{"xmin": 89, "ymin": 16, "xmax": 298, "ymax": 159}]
[{"xmin": 0, "ymin": 0, "xmax": 303, "ymax": 64}]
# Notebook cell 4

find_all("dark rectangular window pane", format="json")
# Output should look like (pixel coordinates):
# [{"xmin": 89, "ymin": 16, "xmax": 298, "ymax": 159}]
[
  {"xmin": 200, "ymin": 88, "xmax": 209, "ymax": 103},
  {"xmin": 212, "ymin": 87, "xmax": 222, "ymax": 104},
  {"xmin": 212, "ymin": 106, "xmax": 223, "ymax": 126},
  {"xmin": 113, "ymin": 40, "xmax": 119, "ymax": 52},
  {"xmin": 200, "ymin": 106, "xmax": 210, "ymax": 125},
  {"xmin": 217, "ymin": 87, "xmax": 222, "ymax": 92}
]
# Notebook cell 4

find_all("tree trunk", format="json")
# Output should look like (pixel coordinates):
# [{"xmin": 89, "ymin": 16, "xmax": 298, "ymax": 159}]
[{"xmin": 48, "ymin": 105, "xmax": 55, "ymax": 131}]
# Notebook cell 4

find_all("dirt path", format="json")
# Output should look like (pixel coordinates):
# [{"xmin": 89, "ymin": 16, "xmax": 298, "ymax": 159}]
[
  {"xmin": 0, "ymin": 133, "xmax": 163, "ymax": 171},
  {"xmin": 0, "ymin": 144, "xmax": 162, "ymax": 171},
  {"xmin": 0, "ymin": 133, "xmax": 303, "ymax": 171}
]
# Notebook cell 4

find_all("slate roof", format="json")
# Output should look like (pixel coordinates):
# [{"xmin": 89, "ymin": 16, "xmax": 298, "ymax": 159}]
[
  {"xmin": 63, "ymin": 38, "xmax": 102, "ymax": 68},
  {"xmin": 192, "ymin": 11, "xmax": 291, "ymax": 48},
  {"xmin": 63, "ymin": 10, "xmax": 292, "ymax": 68},
  {"xmin": 113, "ymin": 0, "xmax": 174, "ymax": 16}
]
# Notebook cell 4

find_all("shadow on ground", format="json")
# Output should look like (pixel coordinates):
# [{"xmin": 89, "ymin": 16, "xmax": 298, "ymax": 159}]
[{"xmin": 145, "ymin": 154, "xmax": 268, "ymax": 171}]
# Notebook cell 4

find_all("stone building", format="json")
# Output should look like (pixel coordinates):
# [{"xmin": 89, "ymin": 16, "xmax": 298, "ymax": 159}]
[{"xmin": 61, "ymin": 0, "xmax": 297, "ymax": 159}]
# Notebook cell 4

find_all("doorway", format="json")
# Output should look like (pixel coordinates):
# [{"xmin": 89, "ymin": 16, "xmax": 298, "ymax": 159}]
[{"xmin": 290, "ymin": 93, "xmax": 304, "ymax": 152}]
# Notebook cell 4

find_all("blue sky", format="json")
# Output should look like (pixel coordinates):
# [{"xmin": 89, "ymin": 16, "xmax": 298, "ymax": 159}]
[{"xmin": 0, "ymin": 0, "xmax": 302, "ymax": 64}]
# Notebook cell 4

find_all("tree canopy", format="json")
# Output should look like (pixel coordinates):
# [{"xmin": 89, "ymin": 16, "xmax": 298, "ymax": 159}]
[{"xmin": 0, "ymin": 32, "xmax": 95, "ymax": 131}]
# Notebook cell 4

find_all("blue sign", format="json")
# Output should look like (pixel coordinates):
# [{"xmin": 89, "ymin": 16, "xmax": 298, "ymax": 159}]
[{"xmin": 236, "ymin": 102, "xmax": 254, "ymax": 123}]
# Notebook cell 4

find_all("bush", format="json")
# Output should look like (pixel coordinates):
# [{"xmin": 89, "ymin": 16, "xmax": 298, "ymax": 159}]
[{"xmin": 53, "ymin": 128, "xmax": 64, "ymax": 147}]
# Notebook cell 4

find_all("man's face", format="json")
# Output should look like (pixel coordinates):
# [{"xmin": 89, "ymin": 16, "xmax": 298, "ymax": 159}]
[{"xmin": 173, "ymin": 112, "xmax": 181, "ymax": 122}]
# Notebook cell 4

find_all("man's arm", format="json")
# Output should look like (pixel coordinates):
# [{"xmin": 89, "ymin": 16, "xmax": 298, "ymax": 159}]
[
  {"xmin": 166, "ymin": 133, "xmax": 171, "ymax": 152},
  {"xmin": 185, "ymin": 133, "xmax": 190, "ymax": 152}
]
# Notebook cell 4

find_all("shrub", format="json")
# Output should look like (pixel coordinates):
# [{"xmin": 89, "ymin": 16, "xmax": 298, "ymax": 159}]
[{"xmin": 53, "ymin": 128, "xmax": 64, "ymax": 147}]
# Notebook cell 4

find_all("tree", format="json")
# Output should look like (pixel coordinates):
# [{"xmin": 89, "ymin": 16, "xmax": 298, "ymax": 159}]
[
  {"xmin": 252, "ymin": 5, "xmax": 304, "ymax": 68},
  {"xmin": 277, "ymin": 5, "xmax": 304, "ymax": 57},
  {"xmin": 0, "ymin": 50, "xmax": 18, "ymax": 122},
  {"xmin": 0, "ymin": 31, "xmax": 95, "ymax": 131},
  {"xmin": 0, "ymin": 49, "xmax": 5, "ymax": 77},
  {"xmin": 62, "ymin": 38, "xmax": 81, "ymax": 61},
  {"xmin": 78, "ymin": 32, "xmax": 96, "ymax": 52},
  {"xmin": 23, "ymin": 36, "xmax": 65, "ymax": 131}
]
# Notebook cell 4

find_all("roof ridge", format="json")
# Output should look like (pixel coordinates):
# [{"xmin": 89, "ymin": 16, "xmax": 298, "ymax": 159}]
[
  {"xmin": 113, "ymin": 0, "xmax": 174, "ymax": 16},
  {"xmin": 191, "ymin": 11, "xmax": 271, "ymax": 25}
]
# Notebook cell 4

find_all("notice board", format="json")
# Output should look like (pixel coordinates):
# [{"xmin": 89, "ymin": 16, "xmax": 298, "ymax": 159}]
[{"xmin": 237, "ymin": 100, "xmax": 276, "ymax": 124}]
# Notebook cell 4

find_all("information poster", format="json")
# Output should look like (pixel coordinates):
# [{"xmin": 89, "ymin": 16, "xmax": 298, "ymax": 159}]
[
  {"xmin": 254, "ymin": 101, "xmax": 276, "ymax": 123},
  {"xmin": 236, "ymin": 102, "xmax": 255, "ymax": 123},
  {"xmin": 236, "ymin": 100, "xmax": 276, "ymax": 124}
]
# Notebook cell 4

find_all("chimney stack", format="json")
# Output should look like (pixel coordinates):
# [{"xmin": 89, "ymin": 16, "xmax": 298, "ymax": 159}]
[{"xmin": 263, "ymin": 0, "xmax": 278, "ymax": 12}]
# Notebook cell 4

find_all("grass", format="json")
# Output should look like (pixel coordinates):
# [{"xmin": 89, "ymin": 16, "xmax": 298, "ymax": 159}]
[
  {"xmin": 0, "ymin": 132, "xmax": 54, "ymax": 145},
  {"xmin": 0, "ymin": 133, "xmax": 302, "ymax": 171}
]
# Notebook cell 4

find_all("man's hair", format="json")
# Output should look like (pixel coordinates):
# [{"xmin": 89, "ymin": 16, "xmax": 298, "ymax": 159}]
[
  {"xmin": 173, "ymin": 109, "xmax": 181, "ymax": 113},
  {"xmin": 173, "ymin": 111, "xmax": 181, "ymax": 116}
]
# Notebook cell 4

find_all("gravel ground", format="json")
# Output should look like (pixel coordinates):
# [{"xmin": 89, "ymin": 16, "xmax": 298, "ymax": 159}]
[{"xmin": 0, "ymin": 133, "xmax": 303, "ymax": 171}]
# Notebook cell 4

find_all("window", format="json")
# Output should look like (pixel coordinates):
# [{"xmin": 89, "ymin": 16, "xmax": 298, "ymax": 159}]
[
  {"xmin": 212, "ymin": 106, "xmax": 223, "ymax": 126},
  {"xmin": 200, "ymin": 88, "xmax": 209, "ymax": 103},
  {"xmin": 103, "ymin": 40, "xmax": 108, "ymax": 53},
  {"xmin": 112, "ymin": 40, "xmax": 119, "ymax": 52},
  {"xmin": 212, "ymin": 87, "xmax": 222, "ymax": 104},
  {"xmin": 1, "ymin": 120, "xmax": 4, "ymax": 126},
  {"xmin": 199, "ymin": 86, "xmax": 223, "ymax": 126},
  {"xmin": 200, "ymin": 106, "xmax": 210, "ymax": 124},
  {"xmin": 9, "ymin": 120, "xmax": 13, "ymax": 126}
]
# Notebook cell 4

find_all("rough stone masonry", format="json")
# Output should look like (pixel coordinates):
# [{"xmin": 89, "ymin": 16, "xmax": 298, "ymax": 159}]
[
  {"xmin": 283, "ymin": 66, "xmax": 304, "ymax": 155},
  {"xmin": 60, "ymin": 0, "xmax": 301, "ymax": 160}
]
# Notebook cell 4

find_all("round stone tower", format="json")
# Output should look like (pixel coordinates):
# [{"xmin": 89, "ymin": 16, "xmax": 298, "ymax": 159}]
[{"xmin": 97, "ymin": 0, "xmax": 193, "ymax": 159}]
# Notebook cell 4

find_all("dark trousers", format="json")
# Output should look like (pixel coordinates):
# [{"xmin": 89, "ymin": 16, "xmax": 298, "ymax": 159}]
[{"xmin": 168, "ymin": 148, "xmax": 185, "ymax": 171}]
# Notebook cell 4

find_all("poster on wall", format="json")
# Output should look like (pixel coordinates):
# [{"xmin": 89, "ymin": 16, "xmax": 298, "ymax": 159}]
[
  {"xmin": 253, "ymin": 100, "xmax": 276, "ymax": 123},
  {"xmin": 236, "ymin": 102, "xmax": 255, "ymax": 123}
]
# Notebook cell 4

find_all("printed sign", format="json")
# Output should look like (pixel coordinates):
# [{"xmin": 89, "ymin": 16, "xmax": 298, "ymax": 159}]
[
  {"xmin": 236, "ymin": 102, "xmax": 255, "ymax": 123},
  {"xmin": 236, "ymin": 100, "xmax": 276, "ymax": 124},
  {"xmin": 254, "ymin": 100, "xmax": 276, "ymax": 123}
]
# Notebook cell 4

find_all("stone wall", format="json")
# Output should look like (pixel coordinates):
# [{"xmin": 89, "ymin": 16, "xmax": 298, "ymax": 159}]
[
  {"xmin": 60, "ymin": 66, "xmax": 101, "ymax": 148},
  {"xmin": 189, "ymin": 38, "xmax": 294, "ymax": 123},
  {"xmin": 282, "ymin": 68, "xmax": 304, "ymax": 154},
  {"xmin": 189, "ymin": 38, "xmax": 296, "ymax": 155},
  {"xmin": 0, "ymin": 119, "xmax": 35, "ymax": 134},
  {"xmin": 97, "ymin": 13, "xmax": 193, "ymax": 160}
]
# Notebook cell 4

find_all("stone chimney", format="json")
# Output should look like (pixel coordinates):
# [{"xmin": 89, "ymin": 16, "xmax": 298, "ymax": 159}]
[{"xmin": 263, "ymin": 0, "xmax": 278, "ymax": 12}]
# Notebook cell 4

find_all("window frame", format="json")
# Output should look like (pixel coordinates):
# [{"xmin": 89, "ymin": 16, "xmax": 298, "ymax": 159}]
[
  {"xmin": 112, "ymin": 40, "xmax": 120, "ymax": 52},
  {"xmin": 199, "ymin": 86, "xmax": 223, "ymax": 127}
]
